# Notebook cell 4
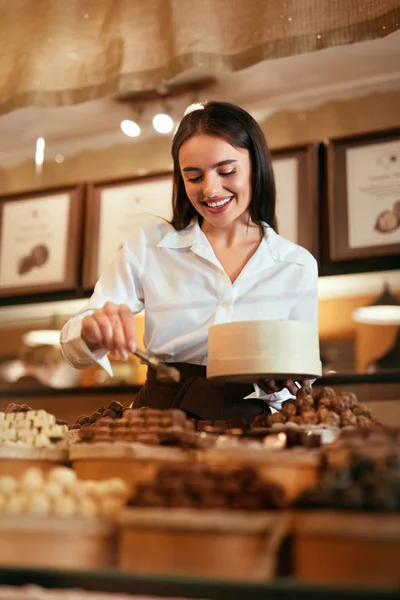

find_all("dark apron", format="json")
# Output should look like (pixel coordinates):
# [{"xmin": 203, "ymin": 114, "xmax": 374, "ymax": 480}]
[{"xmin": 133, "ymin": 363, "xmax": 270, "ymax": 422}]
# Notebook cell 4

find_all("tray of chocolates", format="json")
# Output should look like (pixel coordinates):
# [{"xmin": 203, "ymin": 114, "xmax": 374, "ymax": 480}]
[
  {"xmin": 119, "ymin": 464, "xmax": 291, "ymax": 580},
  {"xmin": 250, "ymin": 386, "xmax": 379, "ymax": 432},
  {"xmin": 0, "ymin": 466, "xmax": 129, "ymax": 570},
  {"xmin": 0, "ymin": 407, "xmax": 68, "ymax": 473}
]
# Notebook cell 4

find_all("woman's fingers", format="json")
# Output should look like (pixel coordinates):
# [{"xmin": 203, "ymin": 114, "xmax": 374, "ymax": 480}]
[
  {"xmin": 119, "ymin": 305, "xmax": 137, "ymax": 352},
  {"xmin": 82, "ymin": 303, "xmax": 137, "ymax": 359},
  {"xmin": 282, "ymin": 379, "xmax": 299, "ymax": 396},
  {"xmin": 257, "ymin": 379, "xmax": 279, "ymax": 394}
]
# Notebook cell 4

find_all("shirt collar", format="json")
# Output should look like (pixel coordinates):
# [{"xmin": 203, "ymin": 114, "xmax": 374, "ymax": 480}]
[{"xmin": 157, "ymin": 220, "xmax": 305, "ymax": 266}]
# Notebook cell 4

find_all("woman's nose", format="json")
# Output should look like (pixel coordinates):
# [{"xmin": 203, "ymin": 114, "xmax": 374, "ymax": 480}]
[{"xmin": 202, "ymin": 173, "xmax": 221, "ymax": 198}]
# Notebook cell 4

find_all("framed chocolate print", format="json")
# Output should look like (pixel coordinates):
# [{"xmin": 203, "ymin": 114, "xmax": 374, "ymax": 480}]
[
  {"xmin": 83, "ymin": 172, "xmax": 173, "ymax": 290},
  {"xmin": 271, "ymin": 144, "xmax": 319, "ymax": 257},
  {"xmin": 0, "ymin": 185, "xmax": 84, "ymax": 297},
  {"xmin": 328, "ymin": 128, "xmax": 400, "ymax": 261}
]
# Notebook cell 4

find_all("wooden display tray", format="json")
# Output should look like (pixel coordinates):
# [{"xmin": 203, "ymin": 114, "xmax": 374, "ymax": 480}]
[
  {"xmin": 0, "ymin": 514, "xmax": 115, "ymax": 570},
  {"xmin": 70, "ymin": 443, "xmax": 193, "ymax": 493},
  {"xmin": 293, "ymin": 511, "xmax": 400, "ymax": 589},
  {"xmin": 196, "ymin": 447, "xmax": 321, "ymax": 502},
  {"xmin": 118, "ymin": 507, "xmax": 292, "ymax": 581},
  {"xmin": 0, "ymin": 444, "xmax": 69, "ymax": 476}
]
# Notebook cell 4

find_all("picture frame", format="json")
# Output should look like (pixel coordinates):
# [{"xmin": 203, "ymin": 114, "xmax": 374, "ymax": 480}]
[
  {"xmin": 0, "ymin": 184, "xmax": 84, "ymax": 297},
  {"xmin": 83, "ymin": 172, "xmax": 173, "ymax": 290},
  {"xmin": 327, "ymin": 128, "xmax": 400, "ymax": 261},
  {"xmin": 271, "ymin": 144, "xmax": 319, "ymax": 257}
]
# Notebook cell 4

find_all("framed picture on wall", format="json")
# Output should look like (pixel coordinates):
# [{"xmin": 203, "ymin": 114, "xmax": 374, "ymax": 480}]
[
  {"xmin": 0, "ymin": 185, "xmax": 84, "ymax": 297},
  {"xmin": 327, "ymin": 128, "xmax": 400, "ymax": 261},
  {"xmin": 83, "ymin": 172, "xmax": 173, "ymax": 290},
  {"xmin": 271, "ymin": 144, "xmax": 319, "ymax": 257}
]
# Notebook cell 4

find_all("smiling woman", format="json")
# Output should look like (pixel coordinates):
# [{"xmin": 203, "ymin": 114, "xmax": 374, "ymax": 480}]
[{"xmin": 60, "ymin": 101, "xmax": 318, "ymax": 421}]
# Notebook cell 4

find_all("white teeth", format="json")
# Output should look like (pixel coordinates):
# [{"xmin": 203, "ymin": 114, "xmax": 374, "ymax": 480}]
[{"xmin": 205, "ymin": 197, "xmax": 232, "ymax": 208}]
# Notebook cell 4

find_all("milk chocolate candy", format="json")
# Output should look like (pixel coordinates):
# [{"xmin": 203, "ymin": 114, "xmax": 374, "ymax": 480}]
[
  {"xmin": 56, "ymin": 419, "xmax": 68, "ymax": 426},
  {"xmin": 113, "ymin": 430, "xmax": 126, "ymax": 441},
  {"xmin": 197, "ymin": 420, "xmax": 212, "ymax": 432},
  {"xmin": 20, "ymin": 404, "xmax": 31, "ymax": 412},
  {"xmin": 111, "ymin": 418, "xmax": 128, "ymax": 428},
  {"xmin": 301, "ymin": 409, "xmax": 318, "ymax": 425},
  {"xmin": 107, "ymin": 400, "xmax": 124, "ymax": 415},
  {"xmin": 226, "ymin": 428, "xmax": 243, "ymax": 436},
  {"xmin": 70, "ymin": 424, "xmax": 81, "ymax": 430},
  {"xmin": 96, "ymin": 417, "xmax": 112, "ymax": 427},
  {"xmin": 30, "ymin": 244, "xmax": 49, "ymax": 267},
  {"xmin": 93, "ymin": 431, "xmax": 112, "ymax": 442},
  {"xmin": 353, "ymin": 403, "xmax": 372, "ymax": 418},
  {"xmin": 339, "ymin": 392, "xmax": 358, "ymax": 410},
  {"xmin": 102, "ymin": 409, "xmax": 119, "ymax": 419},
  {"xmin": 266, "ymin": 413, "xmax": 286, "ymax": 427},
  {"xmin": 90, "ymin": 411, "xmax": 103, "ymax": 423},
  {"xmin": 77, "ymin": 415, "xmax": 90, "ymax": 425},
  {"xmin": 146, "ymin": 417, "xmax": 161, "ymax": 427},
  {"xmin": 79, "ymin": 425, "xmax": 94, "ymax": 441},
  {"xmin": 136, "ymin": 433, "xmax": 160, "ymax": 445},
  {"xmin": 167, "ymin": 409, "xmax": 186, "ymax": 427},
  {"xmin": 281, "ymin": 400, "xmax": 297, "ymax": 418}
]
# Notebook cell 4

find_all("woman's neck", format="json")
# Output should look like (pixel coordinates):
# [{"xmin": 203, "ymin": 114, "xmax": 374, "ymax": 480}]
[{"xmin": 201, "ymin": 216, "xmax": 262, "ymax": 248}]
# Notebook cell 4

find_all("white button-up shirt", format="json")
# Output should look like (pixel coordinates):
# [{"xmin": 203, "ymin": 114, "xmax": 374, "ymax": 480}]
[{"xmin": 60, "ymin": 219, "xmax": 318, "ymax": 404}]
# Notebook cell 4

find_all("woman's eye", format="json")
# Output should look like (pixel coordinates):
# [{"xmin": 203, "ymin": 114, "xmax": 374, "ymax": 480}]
[
  {"xmin": 187, "ymin": 175, "xmax": 202, "ymax": 183},
  {"xmin": 219, "ymin": 170, "xmax": 236, "ymax": 177}
]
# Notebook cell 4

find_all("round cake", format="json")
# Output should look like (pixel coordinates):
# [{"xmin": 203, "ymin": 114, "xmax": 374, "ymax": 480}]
[{"xmin": 207, "ymin": 320, "xmax": 322, "ymax": 382}]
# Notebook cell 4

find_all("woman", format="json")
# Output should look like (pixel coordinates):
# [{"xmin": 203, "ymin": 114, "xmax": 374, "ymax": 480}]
[{"xmin": 61, "ymin": 101, "xmax": 318, "ymax": 421}]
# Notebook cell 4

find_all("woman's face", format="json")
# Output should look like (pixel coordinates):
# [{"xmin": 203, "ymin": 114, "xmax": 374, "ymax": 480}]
[{"xmin": 179, "ymin": 134, "xmax": 252, "ymax": 229}]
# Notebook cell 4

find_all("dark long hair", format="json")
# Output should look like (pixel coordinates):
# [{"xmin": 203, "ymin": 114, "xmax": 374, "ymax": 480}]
[{"xmin": 170, "ymin": 101, "xmax": 277, "ymax": 231}]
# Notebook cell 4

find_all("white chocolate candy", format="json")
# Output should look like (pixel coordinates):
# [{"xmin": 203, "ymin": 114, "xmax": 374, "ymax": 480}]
[
  {"xmin": 48, "ymin": 467, "xmax": 77, "ymax": 487},
  {"xmin": 20, "ymin": 468, "xmax": 44, "ymax": 492},
  {"xmin": 26, "ymin": 492, "xmax": 51, "ymax": 515},
  {"xmin": 4, "ymin": 493, "xmax": 26, "ymax": 515},
  {"xmin": 78, "ymin": 497, "xmax": 99, "ymax": 518},
  {"xmin": 99, "ymin": 478, "xmax": 129, "ymax": 499},
  {"xmin": 82, "ymin": 480, "xmax": 103, "ymax": 498},
  {"xmin": 53, "ymin": 495, "xmax": 77, "ymax": 516},
  {"xmin": 43, "ymin": 481, "xmax": 63, "ymax": 499},
  {"xmin": 100, "ymin": 497, "xmax": 122, "ymax": 518},
  {"xmin": 0, "ymin": 475, "xmax": 17, "ymax": 496},
  {"xmin": 0, "ymin": 412, "xmax": 5, "ymax": 421},
  {"xmin": 34, "ymin": 433, "xmax": 51, "ymax": 448}
]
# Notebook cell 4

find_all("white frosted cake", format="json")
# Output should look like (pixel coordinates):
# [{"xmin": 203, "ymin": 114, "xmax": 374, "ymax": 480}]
[{"xmin": 207, "ymin": 320, "xmax": 322, "ymax": 382}]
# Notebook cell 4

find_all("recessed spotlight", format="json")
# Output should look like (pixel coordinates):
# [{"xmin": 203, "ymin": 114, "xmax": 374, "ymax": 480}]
[
  {"xmin": 55, "ymin": 154, "xmax": 64, "ymax": 164},
  {"xmin": 120, "ymin": 120, "xmax": 141, "ymax": 137},
  {"xmin": 153, "ymin": 113, "xmax": 173, "ymax": 134}
]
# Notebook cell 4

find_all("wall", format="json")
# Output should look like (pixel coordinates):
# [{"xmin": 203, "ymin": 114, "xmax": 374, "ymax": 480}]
[{"xmin": 1, "ymin": 89, "xmax": 400, "ymax": 195}]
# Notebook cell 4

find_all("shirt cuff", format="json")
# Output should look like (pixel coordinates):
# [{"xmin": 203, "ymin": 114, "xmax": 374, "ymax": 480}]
[{"xmin": 60, "ymin": 312, "xmax": 113, "ymax": 378}]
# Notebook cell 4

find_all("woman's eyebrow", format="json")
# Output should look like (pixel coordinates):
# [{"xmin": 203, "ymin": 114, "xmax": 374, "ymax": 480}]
[{"xmin": 182, "ymin": 159, "xmax": 238, "ymax": 172}]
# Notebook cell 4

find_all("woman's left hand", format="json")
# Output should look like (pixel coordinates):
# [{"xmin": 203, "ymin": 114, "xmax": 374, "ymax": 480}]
[{"xmin": 256, "ymin": 379, "xmax": 310, "ymax": 396}]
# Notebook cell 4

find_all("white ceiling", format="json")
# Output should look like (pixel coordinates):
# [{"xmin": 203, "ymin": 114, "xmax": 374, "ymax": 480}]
[{"xmin": 0, "ymin": 31, "xmax": 399, "ymax": 168}]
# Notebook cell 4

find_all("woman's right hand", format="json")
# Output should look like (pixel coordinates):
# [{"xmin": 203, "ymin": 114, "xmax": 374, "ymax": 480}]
[{"xmin": 81, "ymin": 301, "xmax": 137, "ymax": 360}]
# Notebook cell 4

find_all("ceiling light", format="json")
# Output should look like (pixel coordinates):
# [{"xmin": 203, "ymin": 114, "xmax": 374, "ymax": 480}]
[
  {"xmin": 36, "ymin": 137, "xmax": 45, "ymax": 152},
  {"xmin": 352, "ymin": 283, "xmax": 400, "ymax": 325},
  {"xmin": 22, "ymin": 329, "xmax": 61, "ymax": 347},
  {"xmin": 35, "ymin": 137, "xmax": 45, "ymax": 166},
  {"xmin": 153, "ymin": 113, "xmax": 173, "ymax": 134},
  {"xmin": 120, "ymin": 119, "xmax": 141, "ymax": 137},
  {"xmin": 55, "ymin": 154, "xmax": 64, "ymax": 164}
]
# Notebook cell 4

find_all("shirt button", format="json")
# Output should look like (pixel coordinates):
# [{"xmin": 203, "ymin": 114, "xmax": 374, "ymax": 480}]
[{"xmin": 221, "ymin": 301, "xmax": 230, "ymax": 308}]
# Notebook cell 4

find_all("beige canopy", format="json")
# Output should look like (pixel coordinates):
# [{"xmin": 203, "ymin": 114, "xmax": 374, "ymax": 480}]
[{"xmin": 0, "ymin": 0, "xmax": 398, "ymax": 115}]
